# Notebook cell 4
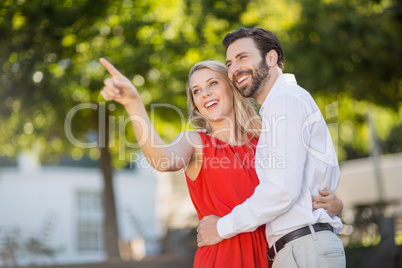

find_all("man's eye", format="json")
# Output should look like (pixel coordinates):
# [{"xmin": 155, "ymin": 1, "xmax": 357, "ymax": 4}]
[{"xmin": 240, "ymin": 55, "xmax": 247, "ymax": 59}]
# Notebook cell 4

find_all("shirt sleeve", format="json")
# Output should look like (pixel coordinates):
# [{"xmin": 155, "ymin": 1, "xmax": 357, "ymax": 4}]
[{"xmin": 217, "ymin": 93, "xmax": 312, "ymax": 239}]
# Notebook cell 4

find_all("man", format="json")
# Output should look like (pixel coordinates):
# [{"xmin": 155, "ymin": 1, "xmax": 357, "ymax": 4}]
[{"xmin": 197, "ymin": 27, "xmax": 346, "ymax": 267}]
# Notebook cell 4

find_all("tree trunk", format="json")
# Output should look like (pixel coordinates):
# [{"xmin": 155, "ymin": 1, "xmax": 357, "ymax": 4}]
[{"xmin": 99, "ymin": 104, "xmax": 120, "ymax": 260}]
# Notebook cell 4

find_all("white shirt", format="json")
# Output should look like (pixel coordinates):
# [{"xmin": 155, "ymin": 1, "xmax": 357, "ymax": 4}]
[{"xmin": 217, "ymin": 74, "xmax": 343, "ymax": 246}]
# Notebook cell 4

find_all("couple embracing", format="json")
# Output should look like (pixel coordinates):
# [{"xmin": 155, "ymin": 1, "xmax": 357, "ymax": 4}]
[{"xmin": 100, "ymin": 27, "xmax": 346, "ymax": 267}]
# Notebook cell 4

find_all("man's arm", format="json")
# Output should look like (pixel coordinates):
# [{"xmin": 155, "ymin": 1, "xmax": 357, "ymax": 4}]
[
  {"xmin": 198, "ymin": 93, "xmax": 309, "ymax": 246},
  {"xmin": 197, "ymin": 189, "xmax": 343, "ymax": 247}
]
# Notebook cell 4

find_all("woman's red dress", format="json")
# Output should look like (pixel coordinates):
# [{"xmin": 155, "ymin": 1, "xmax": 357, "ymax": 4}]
[{"xmin": 186, "ymin": 133, "xmax": 269, "ymax": 267}]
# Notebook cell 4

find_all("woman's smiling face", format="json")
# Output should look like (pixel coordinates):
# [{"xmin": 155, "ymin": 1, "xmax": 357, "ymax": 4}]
[{"xmin": 190, "ymin": 68, "xmax": 234, "ymax": 123}]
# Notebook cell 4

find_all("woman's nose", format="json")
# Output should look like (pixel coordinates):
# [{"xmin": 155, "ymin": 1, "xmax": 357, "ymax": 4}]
[{"xmin": 203, "ymin": 89, "xmax": 212, "ymax": 97}]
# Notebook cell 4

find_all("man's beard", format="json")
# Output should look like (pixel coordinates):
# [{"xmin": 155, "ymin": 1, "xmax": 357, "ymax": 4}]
[{"xmin": 234, "ymin": 59, "xmax": 270, "ymax": 98}]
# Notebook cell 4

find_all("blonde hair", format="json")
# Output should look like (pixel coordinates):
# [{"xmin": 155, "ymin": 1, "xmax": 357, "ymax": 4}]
[{"xmin": 186, "ymin": 60, "xmax": 261, "ymax": 140}]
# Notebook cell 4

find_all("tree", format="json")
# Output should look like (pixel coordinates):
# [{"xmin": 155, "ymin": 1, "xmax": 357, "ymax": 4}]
[
  {"xmin": 0, "ymin": 0, "xmax": 252, "ymax": 260},
  {"xmin": 285, "ymin": 0, "xmax": 401, "ymax": 110},
  {"xmin": 283, "ymin": 0, "xmax": 402, "ymax": 159},
  {"xmin": 0, "ymin": 0, "xmax": 124, "ymax": 259}
]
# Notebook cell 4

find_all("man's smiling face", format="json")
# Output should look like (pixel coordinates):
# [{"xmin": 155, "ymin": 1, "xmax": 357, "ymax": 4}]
[{"xmin": 225, "ymin": 38, "xmax": 270, "ymax": 99}]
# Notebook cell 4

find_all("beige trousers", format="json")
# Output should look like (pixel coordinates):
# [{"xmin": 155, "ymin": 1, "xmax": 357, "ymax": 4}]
[{"xmin": 272, "ymin": 228, "xmax": 346, "ymax": 268}]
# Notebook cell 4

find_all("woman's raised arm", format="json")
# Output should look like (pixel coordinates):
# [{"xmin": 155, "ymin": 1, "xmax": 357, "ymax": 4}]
[{"xmin": 99, "ymin": 58, "xmax": 200, "ymax": 172}]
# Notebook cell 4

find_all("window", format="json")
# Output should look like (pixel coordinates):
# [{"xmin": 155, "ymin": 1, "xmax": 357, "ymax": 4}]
[{"xmin": 76, "ymin": 191, "xmax": 104, "ymax": 252}]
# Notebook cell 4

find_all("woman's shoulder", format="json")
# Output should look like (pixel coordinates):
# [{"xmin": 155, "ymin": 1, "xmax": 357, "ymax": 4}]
[{"xmin": 175, "ymin": 130, "xmax": 204, "ymax": 147}]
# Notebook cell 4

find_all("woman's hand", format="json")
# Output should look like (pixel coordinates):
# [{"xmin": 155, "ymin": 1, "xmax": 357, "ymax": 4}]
[
  {"xmin": 99, "ymin": 57, "xmax": 141, "ymax": 107},
  {"xmin": 312, "ymin": 187, "xmax": 343, "ymax": 217}
]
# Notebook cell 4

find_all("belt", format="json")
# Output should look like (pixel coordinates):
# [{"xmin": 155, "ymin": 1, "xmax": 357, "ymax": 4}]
[{"xmin": 267, "ymin": 223, "xmax": 333, "ymax": 261}]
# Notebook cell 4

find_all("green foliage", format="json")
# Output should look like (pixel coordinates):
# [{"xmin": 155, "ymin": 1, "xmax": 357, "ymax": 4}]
[
  {"xmin": 314, "ymin": 93, "xmax": 402, "ymax": 161},
  {"xmin": 0, "ymin": 0, "xmax": 400, "ymax": 166},
  {"xmin": 286, "ymin": 0, "xmax": 402, "ymax": 110},
  {"xmin": 0, "ymin": 0, "xmax": 111, "ymax": 160}
]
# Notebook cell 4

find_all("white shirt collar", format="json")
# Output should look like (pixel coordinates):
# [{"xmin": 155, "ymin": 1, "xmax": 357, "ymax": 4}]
[{"xmin": 259, "ymin": 73, "xmax": 297, "ymax": 114}]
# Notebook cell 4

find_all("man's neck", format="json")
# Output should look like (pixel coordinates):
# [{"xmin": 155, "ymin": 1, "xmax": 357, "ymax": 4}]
[{"xmin": 255, "ymin": 67, "xmax": 283, "ymax": 105}]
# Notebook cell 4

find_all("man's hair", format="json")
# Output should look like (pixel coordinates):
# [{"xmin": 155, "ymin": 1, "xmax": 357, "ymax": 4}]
[{"xmin": 222, "ymin": 27, "xmax": 285, "ymax": 70}]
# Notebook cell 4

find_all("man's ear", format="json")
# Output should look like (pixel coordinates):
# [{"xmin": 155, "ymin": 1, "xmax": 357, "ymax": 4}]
[{"xmin": 265, "ymin": 49, "xmax": 278, "ymax": 68}]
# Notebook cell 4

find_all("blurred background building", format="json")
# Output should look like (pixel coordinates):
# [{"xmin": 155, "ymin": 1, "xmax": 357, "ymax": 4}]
[
  {"xmin": 1, "ymin": 152, "xmax": 401, "ymax": 267},
  {"xmin": 0, "ymin": 153, "xmax": 198, "ymax": 266}
]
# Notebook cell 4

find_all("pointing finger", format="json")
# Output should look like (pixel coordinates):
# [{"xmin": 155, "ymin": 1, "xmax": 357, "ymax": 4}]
[{"xmin": 99, "ymin": 57, "xmax": 123, "ymax": 78}]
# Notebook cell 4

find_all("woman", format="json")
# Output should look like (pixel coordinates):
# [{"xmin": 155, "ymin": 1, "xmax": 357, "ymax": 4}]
[{"xmin": 99, "ymin": 58, "xmax": 342, "ymax": 267}]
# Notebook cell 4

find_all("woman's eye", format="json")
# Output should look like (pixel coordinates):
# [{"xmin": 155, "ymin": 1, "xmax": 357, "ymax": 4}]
[
  {"xmin": 210, "ymin": 81, "xmax": 217, "ymax": 86},
  {"xmin": 193, "ymin": 89, "xmax": 200, "ymax": 95}
]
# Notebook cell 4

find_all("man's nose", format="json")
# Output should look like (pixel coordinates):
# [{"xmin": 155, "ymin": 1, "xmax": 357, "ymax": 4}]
[{"xmin": 228, "ymin": 63, "xmax": 240, "ymax": 77}]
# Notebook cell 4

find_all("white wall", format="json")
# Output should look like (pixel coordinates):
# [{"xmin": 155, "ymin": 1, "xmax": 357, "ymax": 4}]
[
  {"xmin": 337, "ymin": 153, "xmax": 402, "ymax": 225},
  {"xmin": 0, "ymin": 163, "xmax": 161, "ymax": 266}
]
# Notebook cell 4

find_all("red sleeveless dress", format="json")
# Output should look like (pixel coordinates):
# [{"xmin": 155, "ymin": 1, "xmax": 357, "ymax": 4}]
[{"xmin": 185, "ymin": 133, "xmax": 269, "ymax": 268}]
